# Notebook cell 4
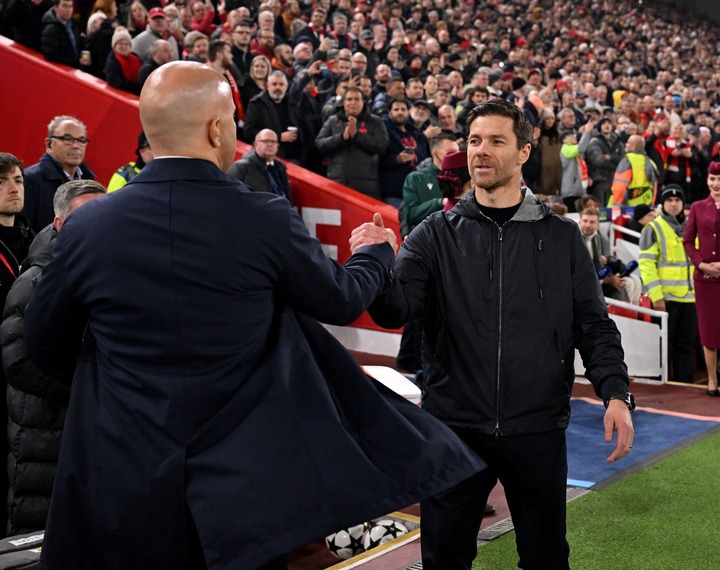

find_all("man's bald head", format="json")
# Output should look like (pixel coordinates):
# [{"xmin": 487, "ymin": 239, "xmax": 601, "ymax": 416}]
[
  {"xmin": 140, "ymin": 61, "xmax": 237, "ymax": 171},
  {"xmin": 626, "ymin": 134, "xmax": 645, "ymax": 153}
]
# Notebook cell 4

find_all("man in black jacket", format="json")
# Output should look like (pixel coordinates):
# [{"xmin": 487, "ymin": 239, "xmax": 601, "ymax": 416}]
[
  {"xmin": 227, "ymin": 129, "xmax": 292, "ymax": 202},
  {"xmin": 21, "ymin": 115, "xmax": 96, "ymax": 233},
  {"xmin": 243, "ymin": 71, "xmax": 306, "ymax": 165},
  {"xmin": 1, "ymin": 179, "xmax": 106, "ymax": 536},
  {"xmin": 0, "ymin": 153, "xmax": 35, "ymax": 536},
  {"xmin": 367, "ymin": 99, "xmax": 635, "ymax": 570},
  {"xmin": 40, "ymin": 0, "xmax": 83, "ymax": 68}
]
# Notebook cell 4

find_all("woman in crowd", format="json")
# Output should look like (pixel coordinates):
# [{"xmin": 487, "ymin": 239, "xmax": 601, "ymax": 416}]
[
  {"xmin": 683, "ymin": 161, "xmax": 720, "ymax": 396},
  {"xmin": 126, "ymin": 1, "xmax": 148, "ymax": 37},
  {"xmin": 537, "ymin": 107, "xmax": 563, "ymax": 196},
  {"xmin": 88, "ymin": 0, "xmax": 118, "ymax": 78},
  {"xmin": 423, "ymin": 73, "xmax": 438, "ymax": 101},
  {"xmin": 104, "ymin": 27, "xmax": 142, "ymax": 95},
  {"xmin": 240, "ymin": 55, "xmax": 271, "ymax": 111}
]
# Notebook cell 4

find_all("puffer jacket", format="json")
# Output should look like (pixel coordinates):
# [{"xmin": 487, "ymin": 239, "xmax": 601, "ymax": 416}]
[
  {"xmin": 1, "ymin": 224, "xmax": 69, "ymax": 534},
  {"xmin": 315, "ymin": 108, "xmax": 389, "ymax": 200},
  {"xmin": 370, "ymin": 189, "xmax": 629, "ymax": 435}
]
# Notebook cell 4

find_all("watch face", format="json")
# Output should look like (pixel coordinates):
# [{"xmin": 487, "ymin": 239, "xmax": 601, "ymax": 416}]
[{"xmin": 627, "ymin": 393, "xmax": 636, "ymax": 411}]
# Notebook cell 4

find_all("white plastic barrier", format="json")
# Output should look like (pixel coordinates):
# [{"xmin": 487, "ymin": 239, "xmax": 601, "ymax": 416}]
[{"xmin": 574, "ymin": 298, "xmax": 668, "ymax": 383}]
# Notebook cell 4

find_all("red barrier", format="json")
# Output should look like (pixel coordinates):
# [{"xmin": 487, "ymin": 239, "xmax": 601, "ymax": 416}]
[{"xmin": 1, "ymin": 36, "xmax": 402, "ymax": 338}]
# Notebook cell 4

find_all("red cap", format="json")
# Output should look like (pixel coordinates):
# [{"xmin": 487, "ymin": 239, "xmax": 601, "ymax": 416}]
[
  {"xmin": 709, "ymin": 161, "xmax": 720, "ymax": 175},
  {"xmin": 441, "ymin": 150, "xmax": 468, "ymax": 171},
  {"xmin": 148, "ymin": 7, "xmax": 166, "ymax": 19}
]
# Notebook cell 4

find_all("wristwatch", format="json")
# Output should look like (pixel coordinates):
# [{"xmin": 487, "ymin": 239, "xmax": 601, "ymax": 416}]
[{"xmin": 604, "ymin": 391, "xmax": 636, "ymax": 413}]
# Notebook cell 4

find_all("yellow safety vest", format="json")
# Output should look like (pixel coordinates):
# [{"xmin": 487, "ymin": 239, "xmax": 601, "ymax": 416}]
[{"xmin": 639, "ymin": 216, "xmax": 694, "ymax": 303}]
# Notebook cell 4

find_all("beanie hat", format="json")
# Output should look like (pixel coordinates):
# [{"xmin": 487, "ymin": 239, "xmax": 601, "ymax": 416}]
[
  {"xmin": 511, "ymin": 77, "xmax": 526, "ymax": 91},
  {"xmin": 112, "ymin": 28, "xmax": 133, "ymax": 49},
  {"xmin": 660, "ymin": 184, "xmax": 685, "ymax": 204},
  {"xmin": 632, "ymin": 204, "xmax": 652, "ymax": 222}
]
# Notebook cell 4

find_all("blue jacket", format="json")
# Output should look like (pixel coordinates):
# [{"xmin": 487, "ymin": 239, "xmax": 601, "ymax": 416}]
[
  {"xmin": 379, "ymin": 116, "xmax": 429, "ymax": 201},
  {"xmin": 25, "ymin": 158, "xmax": 483, "ymax": 569},
  {"xmin": 22, "ymin": 153, "xmax": 96, "ymax": 233}
]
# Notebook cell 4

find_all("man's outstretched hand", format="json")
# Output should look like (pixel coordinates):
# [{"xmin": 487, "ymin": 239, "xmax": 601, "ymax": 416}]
[{"xmin": 349, "ymin": 213, "xmax": 398, "ymax": 255}]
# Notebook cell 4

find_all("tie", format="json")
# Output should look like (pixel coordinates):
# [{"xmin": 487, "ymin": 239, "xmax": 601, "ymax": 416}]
[{"xmin": 267, "ymin": 164, "xmax": 285, "ymax": 197}]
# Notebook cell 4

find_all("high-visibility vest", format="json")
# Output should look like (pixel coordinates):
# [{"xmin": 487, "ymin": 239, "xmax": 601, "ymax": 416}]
[
  {"xmin": 639, "ymin": 216, "xmax": 694, "ymax": 303},
  {"xmin": 609, "ymin": 153, "xmax": 655, "ymax": 207}
]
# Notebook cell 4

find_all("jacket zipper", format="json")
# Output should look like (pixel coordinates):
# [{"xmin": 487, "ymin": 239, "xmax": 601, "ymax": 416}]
[{"xmin": 494, "ymin": 225, "xmax": 503, "ymax": 438}]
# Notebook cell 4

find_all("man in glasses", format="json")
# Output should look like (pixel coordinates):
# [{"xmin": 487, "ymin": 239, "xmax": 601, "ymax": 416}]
[
  {"xmin": 228, "ymin": 128, "xmax": 292, "ymax": 202},
  {"xmin": 22, "ymin": 115, "xmax": 96, "ymax": 233},
  {"xmin": 230, "ymin": 20, "xmax": 253, "ymax": 77}
]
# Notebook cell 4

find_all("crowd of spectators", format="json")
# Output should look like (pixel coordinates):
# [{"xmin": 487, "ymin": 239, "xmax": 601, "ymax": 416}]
[{"xmin": 3, "ymin": 0, "xmax": 720, "ymax": 207}]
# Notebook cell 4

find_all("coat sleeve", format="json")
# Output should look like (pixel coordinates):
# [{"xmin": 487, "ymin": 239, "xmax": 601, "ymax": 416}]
[
  {"xmin": 279, "ymin": 205, "xmax": 396, "ymax": 325},
  {"xmin": 368, "ymin": 220, "xmax": 435, "ymax": 329},
  {"xmin": 315, "ymin": 118, "xmax": 346, "ymax": 155},
  {"xmin": 24, "ymin": 227, "xmax": 88, "ymax": 384},
  {"xmin": 683, "ymin": 203, "xmax": 703, "ymax": 268},
  {"xmin": 568, "ymin": 223, "xmax": 629, "ymax": 400},
  {"xmin": 1, "ymin": 272, "xmax": 71, "ymax": 401},
  {"xmin": 353, "ymin": 118, "xmax": 389, "ymax": 155}
]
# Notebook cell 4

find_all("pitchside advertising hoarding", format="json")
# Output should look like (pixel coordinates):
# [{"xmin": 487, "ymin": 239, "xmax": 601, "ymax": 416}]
[{"xmin": 287, "ymin": 162, "xmax": 404, "ymax": 355}]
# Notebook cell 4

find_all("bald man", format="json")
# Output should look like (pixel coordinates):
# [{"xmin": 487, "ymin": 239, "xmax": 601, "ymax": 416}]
[
  {"xmin": 25, "ymin": 62, "xmax": 483, "ymax": 570},
  {"xmin": 227, "ymin": 128, "xmax": 292, "ymax": 202},
  {"xmin": 610, "ymin": 133, "xmax": 659, "ymax": 207}
]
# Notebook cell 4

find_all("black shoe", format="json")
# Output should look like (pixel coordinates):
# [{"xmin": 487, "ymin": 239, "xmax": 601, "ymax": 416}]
[
  {"xmin": 483, "ymin": 504, "xmax": 496, "ymax": 516},
  {"xmin": 706, "ymin": 389, "xmax": 720, "ymax": 397}
]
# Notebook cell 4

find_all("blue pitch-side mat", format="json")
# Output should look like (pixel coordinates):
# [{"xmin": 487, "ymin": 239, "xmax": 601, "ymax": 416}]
[{"xmin": 566, "ymin": 399, "xmax": 718, "ymax": 488}]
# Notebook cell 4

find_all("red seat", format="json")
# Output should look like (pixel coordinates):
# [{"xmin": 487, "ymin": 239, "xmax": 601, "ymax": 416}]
[
  {"xmin": 613, "ymin": 214, "xmax": 632, "ymax": 242},
  {"xmin": 608, "ymin": 304, "xmax": 638, "ymax": 320},
  {"xmin": 637, "ymin": 294, "xmax": 652, "ymax": 322}
]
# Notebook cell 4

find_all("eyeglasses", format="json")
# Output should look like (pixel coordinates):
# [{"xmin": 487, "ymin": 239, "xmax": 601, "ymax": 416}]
[
  {"xmin": 50, "ymin": 135, "xmax": 90, "ymax": 145},
  {"xmin": 257, "ymin": 140, "xmax": 279, "ymax": 144}
]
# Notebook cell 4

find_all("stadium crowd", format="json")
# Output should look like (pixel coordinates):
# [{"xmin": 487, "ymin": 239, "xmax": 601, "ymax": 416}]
[{"xmin": 3, "ymin": 0, "xmax": 720, "ymax": 208}]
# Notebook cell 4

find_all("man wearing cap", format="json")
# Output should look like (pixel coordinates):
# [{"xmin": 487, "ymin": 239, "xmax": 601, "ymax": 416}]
[
  {"xmin": 586, "ymin": 116, "xmax": 625, "ymax": 206},
  {"xmin": 609, "ymin": 134, "xmax": 659, "ymax": 207},
  {"xmin": 625, "ymin": 204, "xmax": 656, "ymax": 245},
  {"xmin": 355, "ymin": 28, "xmax": 380, "ymax": 80},
  {"xmin": 410, "ymin": 99, "xmax": 442, "ymax": 141},
  {"xmin": 639, "ymin": 185, "xmax": 696, "ymax": 382},
  {"xmin": 132, "ymin": 7, "xmax": 179, "ymax": 63},
  {"xmin": 108, "ymin": 132, "xmax": 154, "ymax": 192}
]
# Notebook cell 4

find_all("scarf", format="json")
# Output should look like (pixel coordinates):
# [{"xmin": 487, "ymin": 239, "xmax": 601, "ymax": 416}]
[{"xmin": 115, "ymin": 52, "xmax": 142, "ymax": 83}]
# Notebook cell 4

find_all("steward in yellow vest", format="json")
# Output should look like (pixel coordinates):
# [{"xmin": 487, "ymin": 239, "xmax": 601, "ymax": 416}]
[
  {"xmin": 639, "ymin": 185, "xmax": 696, "ymax": 381},
  {"xmin": 609, "ymin": 135, "xmax": 659, "ymax": 207}
]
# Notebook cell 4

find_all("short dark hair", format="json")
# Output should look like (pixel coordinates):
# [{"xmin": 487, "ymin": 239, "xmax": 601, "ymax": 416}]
[
  {"xmin": 389, "ymin": 97, "xmax": 410, "ymax": 111},
  {"xmin": 208, "ymin": 39, "xmax": 229, "ymax": 61},
  {"xmin": 53, "ymin": 180, "xmax": 107, "ymax": 219},
  {"xmin": 0, "ymin": 153, "xmax": 22, "ymax": 176},
  {"xmin": 466, "ymin": 99, "xmax": 533, "ymax": 149},
  {"xmin": 429, "ymin": 132, "xmax": 457, "ymax": 149}
]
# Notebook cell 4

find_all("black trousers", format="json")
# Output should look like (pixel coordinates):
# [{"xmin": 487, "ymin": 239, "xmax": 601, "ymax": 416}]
[
  {"xmin": 421, "ymin": 429, "xmax": 570, "ymax": 570},
  {"xmin": 666, "ymin": 301, "xmax": 697, "ymax": 382}
]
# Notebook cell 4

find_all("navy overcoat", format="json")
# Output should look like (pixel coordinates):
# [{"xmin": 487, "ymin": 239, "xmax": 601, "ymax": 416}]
[{"xmin": 25, "ymin": 158, "xmax": 483, "ymax": 569}]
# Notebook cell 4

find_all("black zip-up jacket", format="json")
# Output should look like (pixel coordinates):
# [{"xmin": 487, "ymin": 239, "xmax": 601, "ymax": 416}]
[{"xmin": 369, "ymin": 189, "xmax": 629, "ymax": 435}]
